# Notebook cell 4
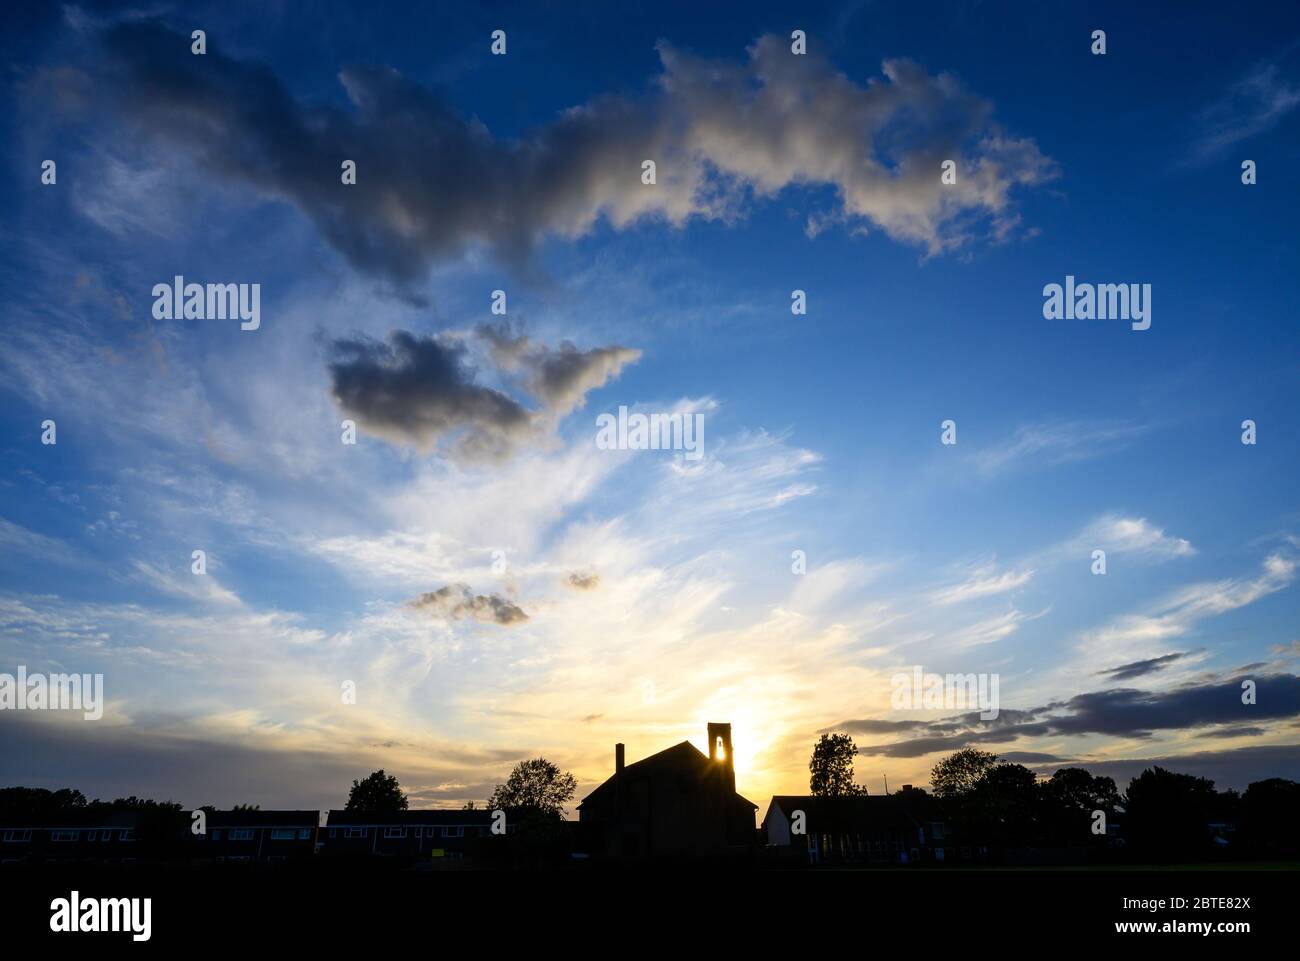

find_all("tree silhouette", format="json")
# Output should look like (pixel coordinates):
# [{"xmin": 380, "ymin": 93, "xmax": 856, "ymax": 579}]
[
  {"xmin": 1240, "ymin": 778, "xmax": 1300, "ymax": 856},
  {"xmin": 808, "ymin": 733, "xmax": 865, "ymax": 797},
  {"xmin": 345, "ymin": 770, "xmax": 408, "ymax": 812},
  {"xmin": 929, "ymin": 748, "xmax": 998, "ymax": 799},
  {"xmin": 0, "ymin": 787, "xmax": 87, "ymax": 816},
  {"xmin": 970, "ymin": 762, "xmax": 1040, "ymax": 846},
  {"xmin": 1124, "ymin": 766, "xmax": 1216, "ymax": 858},
  {"xmin": 487, "ymin": 758, "xmax": 576, "ymax": 820},
  {"xmin": 1041, "ymin": 767, "xmax": 1120, "ymax": 818},
  {"xmin": 1038, "ymin": 767, "xmax": 1120, "ymax": 846}
]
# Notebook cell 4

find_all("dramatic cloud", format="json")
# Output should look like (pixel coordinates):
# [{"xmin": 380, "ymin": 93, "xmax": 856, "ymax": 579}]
[
  {"xmin": 1097, "ymin": 651, "xmax": 1188, "ymax": 681},
  {"xmin": 0, "ymin": 713, "xmax": 363, "ymax": 809},
  {"xmin": 479, "ymin": 325, "xmax": 640, "ymax": 419},
  {"xmin": 409, "ymin": 584, "xmax": 528, "ymax": 626},
  {"xmin": 849, "ymin": 672, "xmax": 1300, "ymax": 758},
  {"xmin": 329, "ymin": 331, "xmax": 536, "ymax": 460},
  {"xmin": 822, "ymin": 718, "xmax": 926, "ymax": 735},
  {"xmin": 328, "ymin": 327, "xmax": 636, "ymax": 459},
  {"xmin": 0, "ymin": 712, "xmax": 524, "ymax": 810},
  {"xmin": 653, "ymin": 39, "xmax": 1056, "ymax": 251},
  {"xmin": 96, "ymin": 22, "xmax": 1054, "ymax": 289},
  {"xmin": 998, "ymin": 751, "xmax": 1069, "ymax": 764},
  {"xmin": 1029, "ymin": 744, "xmax": 1300, "ymax": 793},
  {"xmin": 1196, "ymin": 726, "xmax": 1266, "ymax": 739}
]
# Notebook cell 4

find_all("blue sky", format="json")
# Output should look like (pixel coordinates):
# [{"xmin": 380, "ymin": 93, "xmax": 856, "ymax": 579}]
[{"xmin": 2, "ymin": 0, "xmax": 1299, "ymax": 810}]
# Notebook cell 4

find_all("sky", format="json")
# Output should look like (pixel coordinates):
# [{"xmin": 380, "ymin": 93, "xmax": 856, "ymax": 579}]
[{"xmin": 2, "ymin": 0, "xmax": 1299, "ymax": 813}]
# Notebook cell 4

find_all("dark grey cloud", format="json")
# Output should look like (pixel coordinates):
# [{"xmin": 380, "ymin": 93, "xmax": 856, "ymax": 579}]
[
  {"xmin": 853, "ymin": 673, "xmax": 1300, "ymax": 758},
  {"xmin": 833, "ymin": 707, "xmax": 1047, "ymax": 749},
  {"xmin": 409, "ymin": 583, "xmax": 528, "ymax": 626},
  {"xmin": 1196, "ymin": 726, "xmax": 1266, "ymax": 739},
  {"xmin": 96, "ymin": 21, "xmax": 1054, "ymax": 291},
  {"xmin": 329, "ymin": 330, "xmax": 535, "ymax": 460},
  {"xmin": 825, "ymin": 718, "xmax": 927, "ymax": 735},
  {"xmin": 328, "ymin": 328, "xmax": 637, "ymax": 458},
  {"xmin": 1097, "ymin": 651, "xmax": 1187, "ymax": 681},
  {"xmin": 1028, "ymin": 744, "xmax": 1300, "ymax": 794},
  {"xmin": 997, "ymin": 751, "xmax": 1069, "ymax": 764},
  {"xmin": 1232, "ymin": 661, "xmax": 1270, "ymax": 673},
  {"xmin": 564, "ymin": 572, "xmax": 601, "ymax": 591},
  {"xmin": 858, "ymin": 727, "xmax": 1053, "ymax": 759},
  {"xmin": 481, "ymin": 325, "xmax": 640, "ymax": 420},
  {"xmin": 1045, "ymin": 677, "xmax": 1300, "ymax": 738},
  {"xmin": 0, "ymin": 714, "xmax": 369, "ymax": 809},
  {"xmin": 0, "ymin": 713, "xmax": 527, "ymax": 809}
]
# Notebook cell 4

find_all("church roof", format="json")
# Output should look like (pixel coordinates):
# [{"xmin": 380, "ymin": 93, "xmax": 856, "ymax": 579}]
[{"xmin": 579, "ymin": 740, "xmax": 757, "ymax": 810}]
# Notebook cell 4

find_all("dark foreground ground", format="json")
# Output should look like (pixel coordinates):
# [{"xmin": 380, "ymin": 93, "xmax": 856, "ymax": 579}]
[{"xmin": 1, "ymin": 860, "xmax": 1294, "ymax": 947}]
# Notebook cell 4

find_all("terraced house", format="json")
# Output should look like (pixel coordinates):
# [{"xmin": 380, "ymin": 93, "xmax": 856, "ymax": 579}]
[
  {"xmin": 0, "ymin": 809, "xmax": 145, "ymax": 864},
  {"xmin": 190, "ymin": 810, "xmax": 320, "ymax": 862},
  {"xmin": 320, "ymin": 809, "xmax": 501, "ymax": 860}
]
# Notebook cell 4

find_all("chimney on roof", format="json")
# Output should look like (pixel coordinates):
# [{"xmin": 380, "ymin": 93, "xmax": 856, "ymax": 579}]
[{"xmin": 615, "ymin": 743, "xmax": 625, "ymax": 774}]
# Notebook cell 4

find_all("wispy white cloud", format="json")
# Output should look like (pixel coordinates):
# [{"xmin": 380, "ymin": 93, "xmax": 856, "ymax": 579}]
[
  {"xmin": 952, "ymin": 606, "xmax": 1047, "ymax": 648},
  {"xmin": 1190, "ymin": 60, "xmax": 1300, "ymax": 162},
  {"xmin": 931, "ymin": 562, "xmax": 1034, "ymax": 606},
  {"xmin": 1081, "ymin": 553, "xmax": 1297, "ymax": 659},
  {"xmin": 1063, "ymin": 513, "xmax": 1195, "ymax": 561},
  {"xmin": 130, "ymin": 560, "xmax": 243, "ymax": 608},
  {"xmin": 0, "ymin": 518, "xmax": 84, "ymax": 567},
  {"xmin": 970, "ymin": 419, "xmax": 1148, "ymax": 476}
]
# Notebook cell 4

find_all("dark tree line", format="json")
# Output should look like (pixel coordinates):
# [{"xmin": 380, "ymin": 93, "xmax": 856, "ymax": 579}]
[
  {"xmin": 927, "ymin": 747, "xmax": 1296, "ymax": 860},
  {"xmin": 929, "ymin": 749, "xmax": 1120, "ymax": 850},
  {"xmin": 805, "ymin": 739, "xmax": 1297, "ymax": 861}
]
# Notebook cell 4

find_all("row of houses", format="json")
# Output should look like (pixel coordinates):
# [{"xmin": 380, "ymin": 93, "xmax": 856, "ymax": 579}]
[
  {"xmin": 1, "ymin": 808, "xmax": 506, "ymax": 865},
  {"xmin": 2, "ymin": 724, "xmax": 961, "ymax": 867}
]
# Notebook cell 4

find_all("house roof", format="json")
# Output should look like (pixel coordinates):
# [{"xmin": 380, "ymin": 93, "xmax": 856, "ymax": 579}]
[
  {"xmin": 764, "ymin": 793, "xmax": 935, "ymax": 831},
  {"xmin": 326, "ymin": 809, "xmax": 495, "ymax": 827},
  {"xmin": 579, "ymin": 740, "xmax": 758, "ymax": 810},
  {"xmin": 196, "ymin": 810, "xmax": 321, "ymax": 828}
]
